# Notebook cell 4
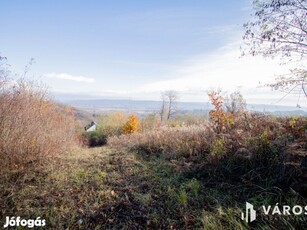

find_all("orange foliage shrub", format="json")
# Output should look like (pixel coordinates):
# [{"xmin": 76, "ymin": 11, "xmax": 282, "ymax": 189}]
[
  {"xmin": 0, "ymin": 77, "xmax": 80, "ymax": 171},
  {"xmin": 208, "ymin": 91, "xmax": 233, "ymax": 133},
  {"xmin": 122, "ymin": 115, "xmax": 141, "ymax": 134}
]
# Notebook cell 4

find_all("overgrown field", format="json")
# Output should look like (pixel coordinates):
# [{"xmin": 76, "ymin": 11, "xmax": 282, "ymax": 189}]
[
  {"xmin": 1, "ymin": 69, "xmax": 307, "ymax": 229},
  {"xmin": 1, "ymin": 137, "xmax": 307, "ymax": 229}
]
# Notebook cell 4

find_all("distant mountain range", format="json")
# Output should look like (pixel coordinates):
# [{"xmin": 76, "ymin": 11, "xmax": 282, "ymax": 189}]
[
  {"xmin": 67, "ymin": 99, "xmax": 207, "ymax": 112},
  {"xmin": 64, "ymin": 99, "xmax": 307, "ymax": 116}
]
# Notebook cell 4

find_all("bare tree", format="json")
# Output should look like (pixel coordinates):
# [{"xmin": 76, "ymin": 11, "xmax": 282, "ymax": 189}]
[
  {"xmin": 160, "ymin": 93, "xmax": 167, "ymax": 121},
  {"xmin": 243, "ymin": 0, "xmax": 307, "ymax": 99},
  {"xmin": 243, "ymin": 0, "xmax": 307, "ymax": 60},
  {"xmin": 160, "ymin": 91, "xmax": 178, "ymax": 121},
  {"xmin": 224, "ymin": 91, "xmax": 247, "ymax": 114},
  {"xmin": 266, "ymin": 68, "xmax": 307, "ymax": 99}
]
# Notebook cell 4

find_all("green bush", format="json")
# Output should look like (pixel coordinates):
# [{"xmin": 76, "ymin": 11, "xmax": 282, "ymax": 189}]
[
  {"xmin": 83, "ymin": 131, "xmax": 107, "ymax": 147},
  {"xmin": 210, "ymin": 138, "xmax": 225, "ymax": 157},
  {"xmin": 83, "ymin": 113, "xmax": 128, "ymax": 147}
]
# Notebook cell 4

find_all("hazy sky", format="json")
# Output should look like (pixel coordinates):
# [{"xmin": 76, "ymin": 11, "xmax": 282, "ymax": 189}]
[{"xmin": 0, "ymin": 0, "xmax": 305, "ymax": 107}]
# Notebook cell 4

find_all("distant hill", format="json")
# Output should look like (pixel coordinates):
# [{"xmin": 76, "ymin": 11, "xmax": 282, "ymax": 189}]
[
  {"xmin": 67, "ymin": 99, "xmax": 208, "ymax": 112},
  {"xmin": 71, "ymin": 107, "xmax": 98, "ymax": 127},
  {"xmin": 65, "ymin": 99, "xmax": 307, "ymax": 116}
]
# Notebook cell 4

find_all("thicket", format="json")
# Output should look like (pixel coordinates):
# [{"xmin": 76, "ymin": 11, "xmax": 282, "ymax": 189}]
[{"xmin": 0, "ymin": 60, "xmax": 80, "ymax": 172}]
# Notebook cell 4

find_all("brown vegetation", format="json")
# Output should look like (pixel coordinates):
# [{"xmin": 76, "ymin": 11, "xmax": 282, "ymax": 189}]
[
  {"xmin": 105, "ymin": 94, "xmax": 307, "ymax": 228},
  {"xmin": 109, "ymin": 124, "xmax": 216, "ymax": 157},
  {"xmin": 0, "ymin": 76, "xmax": 80, "ymax": 172},
  {"xmin": 1, "ymin": 83, "xmax": 307, "ymax": 228},
  {"xmin": 108, "ymin": 92, "xmax": 307, "ymax": 190}
]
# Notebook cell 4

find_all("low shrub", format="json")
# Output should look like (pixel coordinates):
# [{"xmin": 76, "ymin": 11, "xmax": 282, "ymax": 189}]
[
  {"xmin": 83, "ymin": 113, "xmax": 127, "ymax": 147},
  {"xmin": 140, "ymin": 113, "xmax": 161, "ymax": 132},
  {"xmin": 123, "ymin": 114, "xmax": 141, "ymax": 134},
  {"xmin": 210, "ymin": 138, "xmax": 225, "ymax": 157},
  {"xmin": 83, "ymin": 113, "xmax": 143, "ymax": 147},
  {"xmin": 98, "ymin": 112, "xmax": 127, "ymax": 136},
  {"xmin": 285, "ymin": 115, "xmax": 307, "ymax": 140},
  {"xmin": 83, "ymin": 130, "xmax": 107, "ymax": 147}
]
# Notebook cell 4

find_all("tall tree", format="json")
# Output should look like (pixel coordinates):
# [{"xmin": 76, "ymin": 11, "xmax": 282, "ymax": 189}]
[
  {"xmin": 160, "ymin": 93, "xmax": 167, "ymax": 121},
  {"xmin": 243, "ymin": 0, "xmax": 307, "ymax": 99},
  {"xmin": 160, "ymin": 91, "xmax": 178, "ymax": 121}
]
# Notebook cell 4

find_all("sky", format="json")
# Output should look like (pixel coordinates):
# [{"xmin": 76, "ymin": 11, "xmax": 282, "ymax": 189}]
[{"xmin": 0, "ymin": 0, "xmax": 306, "ymax": 107}]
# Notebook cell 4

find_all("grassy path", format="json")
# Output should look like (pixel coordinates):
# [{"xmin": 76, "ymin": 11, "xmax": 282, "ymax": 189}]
[
  {"xmin": 2, "ymin": 146, "xmax": 307, "ymax": 229},
  {"xmin": 2, "ymin": 147, "xmax": 194, "ymax": 229}
]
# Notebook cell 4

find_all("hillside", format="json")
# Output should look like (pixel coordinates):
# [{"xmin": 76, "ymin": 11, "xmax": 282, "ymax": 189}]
[
  {"xmin": 2, "ymin": 140, "xmax": 307, "ymax": 229},
  {"xmin": 1, "ymin": 0, "xmax": 306, "ymax": 228},
  {"xmin": 65, "ymin": 99, "xmax": 307, "ymax": 117}
]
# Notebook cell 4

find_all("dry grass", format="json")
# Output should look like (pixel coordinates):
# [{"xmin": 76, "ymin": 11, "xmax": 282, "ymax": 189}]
[
  {"xmin": 1, "ymin": 141, "xmax": 307, "ymax": 229},
  {"xmin": 108, "ymin": 123, "xmax": 216, "ymax": 158},
  {"xmin": 1, "ymin": 64, "xmax": 306, "ymax": 229},
  {"xmin": 0, "ymin": 77, "xmax": 80, "ymax": 172},
  {"xmin": 0, "ymin": 146, "xmax": 251, "ymax": 229},
  {"xmin": 105, "ymin": 112, "xmax": 307, "ymax": 229},
  {"xmin": 1, "ymin": 146, "xmax": 188, "ymax": 229},
  {"xmin": 0, "ymin": 147, "xmax": 110, "ymax": 228},
  {"xmin": 108, "ymin": 112, "xmax": 306, "ymax": 162}
]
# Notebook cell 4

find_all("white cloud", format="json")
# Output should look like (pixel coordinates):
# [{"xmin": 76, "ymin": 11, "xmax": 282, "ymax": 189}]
[
  {"xmin": 139, "ymin": 41, "xmax": 305, "ymax": 106},
  {"xmin": 44, "ymin": 73, "xmax": 95, "ymax": 83}
]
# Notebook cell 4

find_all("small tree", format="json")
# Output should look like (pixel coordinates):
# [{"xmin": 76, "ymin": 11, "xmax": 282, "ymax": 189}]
[
  {"xmin": 123, "ymin": 114, "xmax": 141, "ymax": 134},
  {"xmin": 208, "ymin": 91, "xmax": 233, "ymax": 133}
]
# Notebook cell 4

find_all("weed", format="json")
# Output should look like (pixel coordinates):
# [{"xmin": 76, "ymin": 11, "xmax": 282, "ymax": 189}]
[
  {"xmin": 177, "ymin": 190, "xmax": 187, "ymax": 208},
  {"xmin": 210, "ymin": 138, "xmax": 225, "ymax": 157},
  {"xmin": 185, "ymin": 178, "xmax": 201, "ymax": 197}
]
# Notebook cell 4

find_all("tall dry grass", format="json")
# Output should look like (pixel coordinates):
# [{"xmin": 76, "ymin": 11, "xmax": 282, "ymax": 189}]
[
  {"xmin": 0, "ymin": 76, "xmax": 80, "ymax": 171},
  {"xmin": 108, "ymin": 123, "xmax": 217, "ymax": 157},
  {"xmin": 108, "ymin": 111, "xmax": 298, "ymax": 162}
]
